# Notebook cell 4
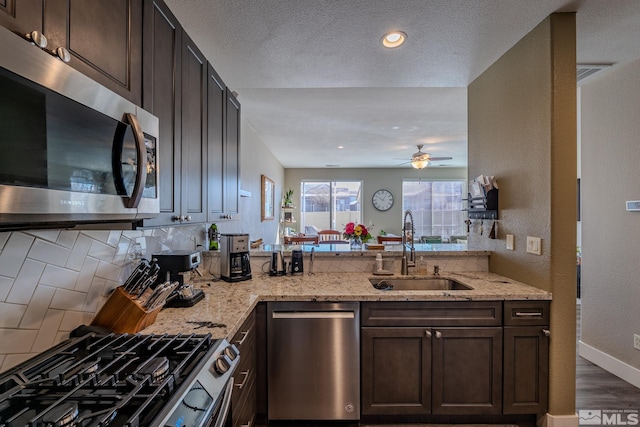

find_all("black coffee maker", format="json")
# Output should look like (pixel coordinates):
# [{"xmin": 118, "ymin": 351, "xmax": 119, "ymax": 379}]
[
  {"xmin": 220, "ymin": 234, "xmax": 252, "ymax": 282},
  {"xmin": 152, "ymin": 250, "xmax": 205, "ymax": 307}
]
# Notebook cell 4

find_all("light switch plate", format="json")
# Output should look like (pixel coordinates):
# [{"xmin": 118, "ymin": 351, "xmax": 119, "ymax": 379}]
[
  {"xmin": 526, "ymin": 236, "xmax": 542, "ymax": 255},
  {"xmin": 506, "ymin": 234, "xmax": 514, "ymax": 250}
]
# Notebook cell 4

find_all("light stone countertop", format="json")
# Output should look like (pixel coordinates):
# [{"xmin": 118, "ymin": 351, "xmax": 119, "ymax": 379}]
[{"xmin": 142, "ymin": 271, "xmax": 551, "ymax": 340}]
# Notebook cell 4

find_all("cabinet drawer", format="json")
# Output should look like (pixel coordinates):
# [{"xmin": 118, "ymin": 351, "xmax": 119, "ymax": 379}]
[
  {"xmin": 503, "ymin": 301, "xmax": 550, "ymax": 326},
  {"xmin": 233, "ymin": 369, "xmax": 256, "ymax": 427},
  {"xmin": 232, "ymin": 310, "xmax": 256, "ymax": 352},
  {"xmin": 362, "ymin": 301, "xmax": 502, "ymax": 327}
]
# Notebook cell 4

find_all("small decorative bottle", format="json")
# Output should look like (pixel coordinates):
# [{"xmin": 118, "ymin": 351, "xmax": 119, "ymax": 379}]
[{"xmin": 208, "ymin": 223, "xmax": 219, "ymax": 250}]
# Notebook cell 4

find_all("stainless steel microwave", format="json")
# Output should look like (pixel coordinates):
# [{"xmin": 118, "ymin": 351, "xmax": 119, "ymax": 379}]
[{"xmin": 0, "ymin": 26, "xmax": 159, "ymax": 230}]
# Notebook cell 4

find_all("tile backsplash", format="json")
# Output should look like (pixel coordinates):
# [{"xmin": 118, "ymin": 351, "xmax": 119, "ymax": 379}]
[{"xmin": 0, "ymin": 225, "xmax": 207, "ymax": 373}]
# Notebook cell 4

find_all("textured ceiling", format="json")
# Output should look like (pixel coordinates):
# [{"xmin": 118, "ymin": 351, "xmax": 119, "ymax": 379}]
[{"xmin": 165, "ymin": 0, "xmax": 640, "ymax": 168}]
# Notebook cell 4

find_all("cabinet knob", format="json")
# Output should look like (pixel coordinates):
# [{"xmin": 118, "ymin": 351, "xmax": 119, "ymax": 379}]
[
  {"xmin": 425, "ymin": 330, "xmax": 432, "ymax": 338},
  {"xmin": 434, "ymin": 330, "xmax": 442, "ymax": 339},
  {"xmin": 172, "ymin": 215, "xmax": 181, "ymax": 222},
  {"xmin": 25, "ymin": 30, "xmax": 47, "ymax": 48},
  {"xmin": 184, "ymin": 215, "xmax": 192, "ymax": 222},
  {"xmin": 50, "ymin": 46, "xmax": 71, "ymax": 62},
  {"xmin": 542, "ymin": 329, "xmax": 551, "ymax": 337}
]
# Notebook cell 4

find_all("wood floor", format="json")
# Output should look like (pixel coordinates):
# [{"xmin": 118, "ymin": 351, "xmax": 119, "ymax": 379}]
[{"xmin": 576, "ymin": 302, "xmax": 640, "ymax": 410}]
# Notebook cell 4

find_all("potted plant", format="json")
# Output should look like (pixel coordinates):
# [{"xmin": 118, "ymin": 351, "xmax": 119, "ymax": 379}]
[{"xmin": 283, "ymin": 188, "xmax": 294, "ymax": 207}]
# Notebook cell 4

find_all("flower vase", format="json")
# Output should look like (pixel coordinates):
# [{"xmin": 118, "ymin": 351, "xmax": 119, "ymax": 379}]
[{"xmin": 350, "ymin": 237, "xmax": 362, "ymax": 250}]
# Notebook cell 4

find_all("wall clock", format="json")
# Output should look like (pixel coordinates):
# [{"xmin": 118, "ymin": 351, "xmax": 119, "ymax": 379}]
[{"xmin": 372, "ymin": 189, "xmax": 394, "ymax": 211}]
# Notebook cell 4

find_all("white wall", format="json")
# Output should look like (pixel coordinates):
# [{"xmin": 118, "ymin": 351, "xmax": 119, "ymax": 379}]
[
  {"xmin": 216, "ymin": 116, "xmax": 284, "ymax": 243},
  {"xmin": 580, "ymin": 57, "xmax": 640, "ymax": 379}
]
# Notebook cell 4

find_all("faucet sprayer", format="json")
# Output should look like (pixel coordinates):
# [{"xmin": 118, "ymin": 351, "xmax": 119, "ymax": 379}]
[{"xmin": 401, "ymin": 210, "xmax": 416, "ymax": 275}]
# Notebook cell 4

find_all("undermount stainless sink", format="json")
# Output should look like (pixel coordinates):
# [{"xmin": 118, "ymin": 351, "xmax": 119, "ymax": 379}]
[{"xmin": 369, "ymin": 277, "xmax": 473, "ymax": 291}]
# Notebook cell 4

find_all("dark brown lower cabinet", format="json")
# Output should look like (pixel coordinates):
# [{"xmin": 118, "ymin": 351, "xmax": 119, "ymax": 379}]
[
  {"xmin": 431, "ymin": 327, "xmax": 502, "ymax": 414},
  {"xmin": 361, "ymin": 300, "xmax": 549, "ymax": 420},
  {"xmin": 231, "ymin": 309, "xmax": 256, "ymax": 427},
  {"xmin": 361, "ymin": 301, "xmax": 504, "ymax": 418},
  {"xmin": 503, "ymin": 326, "xmax": 550, "ymax": 414},
  {"xmin": 361, "ymin": 327, "xmax": 431, "ymax": 415}
]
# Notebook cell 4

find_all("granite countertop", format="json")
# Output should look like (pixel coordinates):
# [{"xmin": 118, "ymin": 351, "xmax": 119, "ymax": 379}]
[{"xmin": 142, "ymin": 271, "xmax": 551, "ymax": 340}]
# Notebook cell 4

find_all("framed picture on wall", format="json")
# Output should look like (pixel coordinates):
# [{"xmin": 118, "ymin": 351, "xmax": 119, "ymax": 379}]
[{"xmin": 262, "ymin": 175, "xmax": 275, "ymax": 221}]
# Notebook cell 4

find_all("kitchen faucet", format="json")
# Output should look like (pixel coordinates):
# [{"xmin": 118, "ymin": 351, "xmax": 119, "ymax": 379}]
[{"xmin": 401, "ymin": 210, "xmax": 416, "ymax": 275}]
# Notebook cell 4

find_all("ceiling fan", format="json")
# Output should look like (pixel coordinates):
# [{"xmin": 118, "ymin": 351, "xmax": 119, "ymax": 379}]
[{"xmin": 396, "ymin": 145, "xmax": 453, "ymax": 169}]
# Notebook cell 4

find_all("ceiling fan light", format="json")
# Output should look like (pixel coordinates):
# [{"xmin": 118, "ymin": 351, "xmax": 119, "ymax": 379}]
[{"xmin": 411, "ymin": 158, "xmax": 429, "ymax": 169}]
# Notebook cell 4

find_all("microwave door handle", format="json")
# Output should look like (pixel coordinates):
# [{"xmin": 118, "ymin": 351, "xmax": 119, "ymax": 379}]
[{"xmin": 122, "ymin": 112, "xmax": 147, "ymax": 208}]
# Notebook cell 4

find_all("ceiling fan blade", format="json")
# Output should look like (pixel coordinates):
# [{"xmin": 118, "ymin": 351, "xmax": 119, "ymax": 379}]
[{"xmin": 428, "ymin": 156, "xmax": 453, "ymax": 161}]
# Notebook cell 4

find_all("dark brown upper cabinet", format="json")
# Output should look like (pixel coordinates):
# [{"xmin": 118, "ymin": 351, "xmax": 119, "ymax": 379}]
[{"xmin": 1, "ymin": 1, "xmax": 142, "ymax": 105}]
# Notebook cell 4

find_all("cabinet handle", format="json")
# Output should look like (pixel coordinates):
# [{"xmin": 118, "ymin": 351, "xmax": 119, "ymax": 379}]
[
  {"xmin": 434, "ymin": 330, "xmax": 442, "ymax": 339},
  {"xmin": 236, "ymin": 329, "xmax": 251, "ymax": 346},
  {"xmin": 542, "ymin": 329, "xmax": 551, "ymax": 337},
  {"xmin": 515, "ymin": 311, "xmax": 543, "ymax": 317},
  {"xmin": 235, "ymin": 369, "xmax": 251, "ymax": 390},
  {"xmin": 425, "ymin": 330, "xmax": 432, "ymax": 338},
  {"xmin": 241, "ymin": 414, "xmax": 256, "ymax": 427}
]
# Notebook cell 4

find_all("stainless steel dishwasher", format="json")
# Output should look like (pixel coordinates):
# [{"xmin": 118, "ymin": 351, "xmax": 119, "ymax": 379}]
[{"xmin": 267, "ymin": 301, "xmax": 360, "ymax": 421}]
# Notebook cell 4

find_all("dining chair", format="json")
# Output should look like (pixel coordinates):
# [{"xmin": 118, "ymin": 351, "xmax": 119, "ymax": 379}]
[
  {"xmin": 318, "ymin": 230, "xmax": 348, "ymax": 244},
  {"xmin": 284, "ymin": 235, "xmax": 319, "ymax": 245}
]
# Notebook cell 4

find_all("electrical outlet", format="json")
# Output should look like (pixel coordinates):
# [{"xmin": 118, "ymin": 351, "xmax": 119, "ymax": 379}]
[
  {"xmin": 506, "ymin": 234, "xmax": 514, "ymax": 250},
  {"xmin": 634, "ymin": 334, "xmax": 640, "ymax": 350},
  {"xmin": 526, "ymin": 236, "xmax": 542, "ymax": 255}
]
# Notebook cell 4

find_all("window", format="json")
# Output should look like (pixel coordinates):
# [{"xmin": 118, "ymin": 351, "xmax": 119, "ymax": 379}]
[
  {"xmin": 300, "ymin": 181, "xmax": 362, "ymax": 232},
  {"xmin": 402, "ymin": 180, "xmax": 465, "ymax": 241}
]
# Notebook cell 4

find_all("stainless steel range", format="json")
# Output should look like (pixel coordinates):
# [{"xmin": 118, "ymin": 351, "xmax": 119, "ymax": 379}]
[{"xmin": 0, "ymin": 332, "xmax": 239, "ymax": 427}]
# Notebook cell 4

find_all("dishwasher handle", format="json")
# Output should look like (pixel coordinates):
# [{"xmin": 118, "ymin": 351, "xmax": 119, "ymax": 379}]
[{"xmin": 272, "ymin": 310, "xmax": 355, "ymax": 320}]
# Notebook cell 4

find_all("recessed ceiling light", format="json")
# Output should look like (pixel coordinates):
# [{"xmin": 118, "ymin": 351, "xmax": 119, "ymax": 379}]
[
  {"xmin": 382, "ymin": 31, "xmax": 407, "ymax": 48},
  {"xmin": 337, "ymin": 145, "xmax": 344, "ymax": 149}
]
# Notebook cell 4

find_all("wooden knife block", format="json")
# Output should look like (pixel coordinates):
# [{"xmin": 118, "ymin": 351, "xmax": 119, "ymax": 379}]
[{"xmin": 91, "ymin": 286, "xmax": 163, "ymax": 334}]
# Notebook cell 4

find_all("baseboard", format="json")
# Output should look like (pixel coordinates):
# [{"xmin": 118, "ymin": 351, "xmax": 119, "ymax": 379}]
[
  {"xmin": 539, "ymin": 413, "xmax": 579, "ymax": 427},
  {"xmin": 579, "ymin": 340, "xmax": 640, "ymax": 388}
]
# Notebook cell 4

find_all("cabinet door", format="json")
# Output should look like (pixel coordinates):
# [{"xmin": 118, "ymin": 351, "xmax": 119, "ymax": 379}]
[
  {"xmin": 224, "ymin": 89, "xmax": 241, "ymax": 217},
  {"xmin": 179, "ymin": 33, "xmax": 208, "ymax": 223},
  {"xmin": 0, "ymin": 0, "xmax": 43, "ymax": 35},
  {"xmin": 141, "ymin": 0, "xmax": 182, "ymax": 226},
  {"xmin": 207, "ymin": 64, "xmax": 225, "ymax": 218},
  {"xmin": 45, "ymin": 0, "xmax": 142, "ymax": 105},
  {"xmin": 503, "ymin": 326, "xmax": 549, "ymax": 414},
  {"xmin": 361, "ymin": 327, "xmax": 431, "ymax": 415},
  {"xmin": 431, "ymin": 327, "xmax": 502, "ymax": 415}
]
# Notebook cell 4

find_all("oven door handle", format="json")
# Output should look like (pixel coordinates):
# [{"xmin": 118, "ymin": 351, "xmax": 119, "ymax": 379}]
[
  {"xmin": 120, "ymin": 112, "xmax": 147, "ymax": 208},
  {"xmin": 212, "ymin": 376, "xmax": 235, "ymax": 427}
]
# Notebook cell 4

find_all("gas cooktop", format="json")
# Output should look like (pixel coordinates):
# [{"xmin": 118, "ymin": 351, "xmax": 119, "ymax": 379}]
[{"xmin": 0, "ymin": 332, "xmax": 238, "ymax": 427}]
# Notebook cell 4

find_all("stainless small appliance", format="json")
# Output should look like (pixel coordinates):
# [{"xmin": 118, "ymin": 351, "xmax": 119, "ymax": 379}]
[
  {"xmin": 291, "ymin": 247, "xmax": 304, "ymax": 275},
  {"xmin": 0, "ymin": 332, "xmax": 239, "ymax": 427},
  {"xmin": 220, "ymin": 234, "xmax": 252, "ymax": 282},
  {"xmin": 270, "ymin": 250, "xmax": 286, "ymax": 276},
  {"xmin": 0, "ymin": 26, "xmax": 159, "ymax": 230},
  {"xmin": 153, "ymin": 250, "xmax": 204, "ymax": 307}
]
